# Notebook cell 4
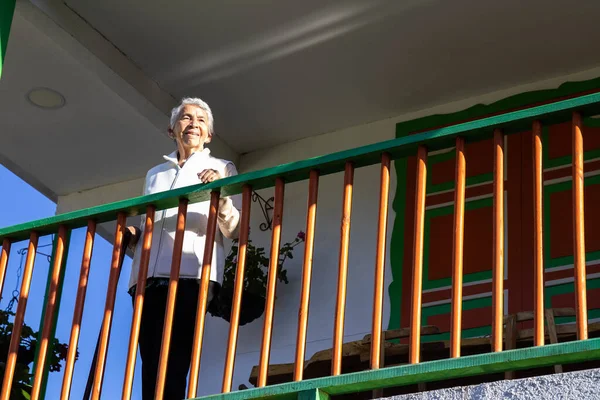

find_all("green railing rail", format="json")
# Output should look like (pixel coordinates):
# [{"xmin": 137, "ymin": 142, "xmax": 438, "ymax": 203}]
[
  {"xmin": 2, "ymin": 90, "xmax": 600, "ymax": 243},
  {"xmin": 2, "ymin": 90, "xmax": 600, "ymax": 400},
  {"xmin": 198, "ymin": 339, "xmax": 600, "ymax": 400}
]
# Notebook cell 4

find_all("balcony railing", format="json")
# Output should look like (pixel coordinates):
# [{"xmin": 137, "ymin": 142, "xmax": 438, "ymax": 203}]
[{"xmin": 2, "ymin": 91, "xmax": 600, "ymax": 400}]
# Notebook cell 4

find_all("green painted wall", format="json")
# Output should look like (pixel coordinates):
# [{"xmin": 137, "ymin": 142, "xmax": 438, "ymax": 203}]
[{"xmin": 0, "ymin": 0, "xmax": 16, "ymax": 80}]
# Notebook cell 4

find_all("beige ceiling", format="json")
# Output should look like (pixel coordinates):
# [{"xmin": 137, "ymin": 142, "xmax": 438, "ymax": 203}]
[
  {"xmin": 0, "ymin": 4, "xmax": 170, "ymax": 200},
  {"xmin": 2, "ymin": 0, "xmax": 600, "ymax": 201},
  {"xmin": 63, "ymin": 0, "xmax": 600, "ymax": 152}
]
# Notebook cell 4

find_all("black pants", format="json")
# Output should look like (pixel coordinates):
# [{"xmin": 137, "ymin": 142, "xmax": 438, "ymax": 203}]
[{"xmin": 136, "ymin": 280, "xmax": 216, "ymax": 400}]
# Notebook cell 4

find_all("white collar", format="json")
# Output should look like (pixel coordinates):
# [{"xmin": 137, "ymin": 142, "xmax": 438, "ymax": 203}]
[{"xmin": 163, "ymin": 148, "xmax": 211, "ymax": 165}]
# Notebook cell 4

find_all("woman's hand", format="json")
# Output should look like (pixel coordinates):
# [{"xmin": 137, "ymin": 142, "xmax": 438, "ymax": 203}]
[
  {"xmin": 198, "ymin": 169, "xmax": 222, "ymax": 183},
  {"xmin": 197, "ymin": 169, "xmax": 235, "ymax": 222}
]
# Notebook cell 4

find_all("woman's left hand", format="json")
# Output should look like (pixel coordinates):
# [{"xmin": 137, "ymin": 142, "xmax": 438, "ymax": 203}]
[{"xmin": 198, "ymin": 169, "xmax": 222, "ymax": 183}]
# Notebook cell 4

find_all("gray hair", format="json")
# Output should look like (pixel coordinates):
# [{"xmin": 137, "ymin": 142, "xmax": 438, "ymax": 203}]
[{"xmin": 169, "ymin": 97, "xmax": 214, "ymax": 136}]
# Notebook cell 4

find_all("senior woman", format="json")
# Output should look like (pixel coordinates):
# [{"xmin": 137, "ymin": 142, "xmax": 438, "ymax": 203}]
[{"xmin": 126, "ymin": 97, "xmax": 241, "ymax": 399}]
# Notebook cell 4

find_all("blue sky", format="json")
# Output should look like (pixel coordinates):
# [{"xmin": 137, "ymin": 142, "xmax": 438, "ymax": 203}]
[{"xmin": 0, "ymin": 164, "xmax": 142, "ymax": 398}]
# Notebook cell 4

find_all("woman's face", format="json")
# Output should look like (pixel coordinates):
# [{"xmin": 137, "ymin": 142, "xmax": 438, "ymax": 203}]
[{"xmin": 172, "ymin": 104, "xmax": 211, "ymax": 153}]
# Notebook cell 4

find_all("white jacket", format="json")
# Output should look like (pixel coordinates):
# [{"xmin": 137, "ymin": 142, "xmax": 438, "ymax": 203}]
[{"xmin": 129, "ymin": 148, "xmax": 241, "ymax": 289}]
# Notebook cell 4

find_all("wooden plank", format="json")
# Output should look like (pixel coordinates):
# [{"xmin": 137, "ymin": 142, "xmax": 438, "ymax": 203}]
[
  {"xmin": 450, "ymin": 137, "xmax": 466, "ymax": 358},
  {"xmin": 223, "ymin": 186, "xmax": 253, "ymax": 393},
  {"xmin": 188, "ymin": 193, "xmax": 220, "ymax": 398},
  {"xmin": 504, "ymin": 314, "xmax": 517, "ymax": 380},
  {"xmin": 295, "ymin": 170, "xmax": 320, "ymax": 381},
  {"xmin": 332, "ymin": 162, "xmax": 354, "ymax": 376},
  {"xmin": 258, "ymin": 179, "xmax": 286, "ymax": 387},
  {"xmin": 250, "ymin": 363, "xmax": 295, "ymax": 382},
  {"xmin": 545, "ymin": 309, "xmax": 563, "ymax": 374},
  {"xmin": 194, "ymin": 338, "xmax": 600, "ymax": 400},
  {"xmin": 4, "ymin": 92, "xmax": 600, "ymax": 242},
  {"xmin": 505, "ymin": 308, "xmax": 575, "ymax": 323},
  {"xmin": 250, "ymin": 341, "xmax": 369, "ymax": 382},
  {"xmin": 532, "ymin": 121, "xmax": 545, "ymax": 347},
  {"xmin": 572, "ymin": 112, "xmax": 588, "ymax": 340},
  {"xmin": 410, "ymin": 145, "xmax": 428, "ymax": 364},
  {"xmin": 492, "ymin": 129, "xmax": 504, "ymax": 353},
  {"xmin": 518, "ymin": 320, "xmax": 600, "ymax": 340},
  {"xmin": 362, "ymin": 326, "xmax": 440, "ymax": 344},
  {"xmin": 250, "ymin": 318, "xmax": 600, "ymax": 384},
  {"xmin": 371, "ymin": 153, "xmax": 391, "ymax": 370}
]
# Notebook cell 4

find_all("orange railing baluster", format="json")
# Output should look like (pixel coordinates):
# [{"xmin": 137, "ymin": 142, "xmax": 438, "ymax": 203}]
[
  {"xmin": 31, "ymin": 225, "xmax": 69, "ymax": 400},
  {"xmin": 222, "ymin": 186, "xmax": 252, "ymax": 393},
  {"xmin": 410, "ymin": 145, "xmax": 427, "ymax": 364},
  {"xmin": 294, "ymin": 170, "xmax": 319, "ymax": 381},
  {"xmin": 0, "ymin": 239, "xmax": 11, "ymax": 301},
  {"xmin": 450, "ymin": 138, "xmax": 466, "ymax": 358},
  {"xmin": 532, "ymin": 120, "xmax": 545, "ymax": 346},
  {"xmin": 91, "ymin": 213, "xmax": 127, "ymax": 400},
  {"xmin": 572, "ymin": 112, "xmax": 588, "ymax": 340},
  {"xmin": 122, "ymin": 206, "xmax": 156, "ymax": 400},
  {"xmin": 0, "ymin": 231, "xmax": 39, "ymax": 400},
  {"xmin": 61, "ymin": 220, "xmax": 96, "ymax": 400},
  {"xmin": 187, "ymin": 191, "xmax": 220, "ymax": 398},
  {"xmin": 155, "ymin": 199, "xmax": 188, "ymax": 400},
  {"xmin": 257, "ymin": 178, "xmax": 285, "ymax": 388},
  {"xmin": 371, "ymin": 153, "xmax": 391, "ymax": 369},
  {"xmin": 492, "ymin": 129, "xmax": 505, "ymax": 352},
  {"xmin": 332, "ymin": 162, "xmax": 354, "ymax": 376}
]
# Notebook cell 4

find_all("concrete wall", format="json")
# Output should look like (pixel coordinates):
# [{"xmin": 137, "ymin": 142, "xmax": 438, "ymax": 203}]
[{"xmin": 380, "ymin": 368, "xmax": 600, "ymax": 400}]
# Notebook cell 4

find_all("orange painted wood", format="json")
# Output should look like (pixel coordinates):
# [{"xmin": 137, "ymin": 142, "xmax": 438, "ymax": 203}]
[
  {"xmin": 492, "ymin": 129, "xmax": 505, "ymax": 352},
  {"xmin": 91, "ymin": 213, "xmax": 126, "ymax": 400},
  {"xmin": 187, "ymin": 191, "xmax": 220, "ymax": 398},
  {"xmin": 258, "ymin": 178, "xmax": 285, "ymax": 387},
  {"xmin": 332, "ymin": 162, "xmax": 354, "ymax": 376},
  {"xmin": 222, "ymin": 186, "xmax": 252, "ymax": 393},
  {"xmin": 410, "ymin": 146, "xmax": 427, "ymax": 364},
  {"xmin": 155, "ymin": 199, "xmax": 188, "ymax": 400},
  {"xmin": 0, "ymin": 239, "xmax": 10, "ymax": 301},
  {"xmin": 450, "ymin": 138, "xmax": 466, "ymax": 359},
  {"xmin": 31, "ymin": 225, "xmax": 69, "ymax": 400},
  {"xmin": 0, "ymin": 231, "xmax": 39, "ymax": 400},
  {"xmin": 532, "ymin": 120, "xmax": 545, "ymax": 346},
  {"xmin": 294, "ymin": 170, "xmax": 320, "ymax": 381},
  {"xmin": 61, "ymin": 220, "xmax": 96, "ymax": 400},
  {"xmin": 122, "ymin": 206, "xmax": 156, "ymax": 400},
  {"xmin": 572, "ymin": 112, "xmax": 588, "ymax": 340},
  {"xmin": 371, "ymin": 153, "xmax": 391, "ymax": 369}
]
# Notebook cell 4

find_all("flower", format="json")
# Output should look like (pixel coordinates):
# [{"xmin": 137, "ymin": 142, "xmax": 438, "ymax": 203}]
[
  {"xmin": 232, "ymin": 256, "xmax": 238, "ymax": 264},
  {"xmin": 297, "ymin": 231, "xmax": 306, "ymax": 241}
]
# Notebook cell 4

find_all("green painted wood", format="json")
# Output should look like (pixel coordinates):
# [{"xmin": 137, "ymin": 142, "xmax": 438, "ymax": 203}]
[
  {"xmin": 0, "ymin": 0, "xmax": 16, "ymax": 80},
  {"xmin": 191, "ymin": 338, "xmax": 600, "ymax": 400},
  {"xmin": 3, "ymin": 91, "xmax": 600, "ymax": 243},
  {"xmin": 297, "ymin": 389, "xmax": 330, "ymax": 400},
  {"xmin": 394, "ymin": 77, "xmax": 600, "ymax": 137}
]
